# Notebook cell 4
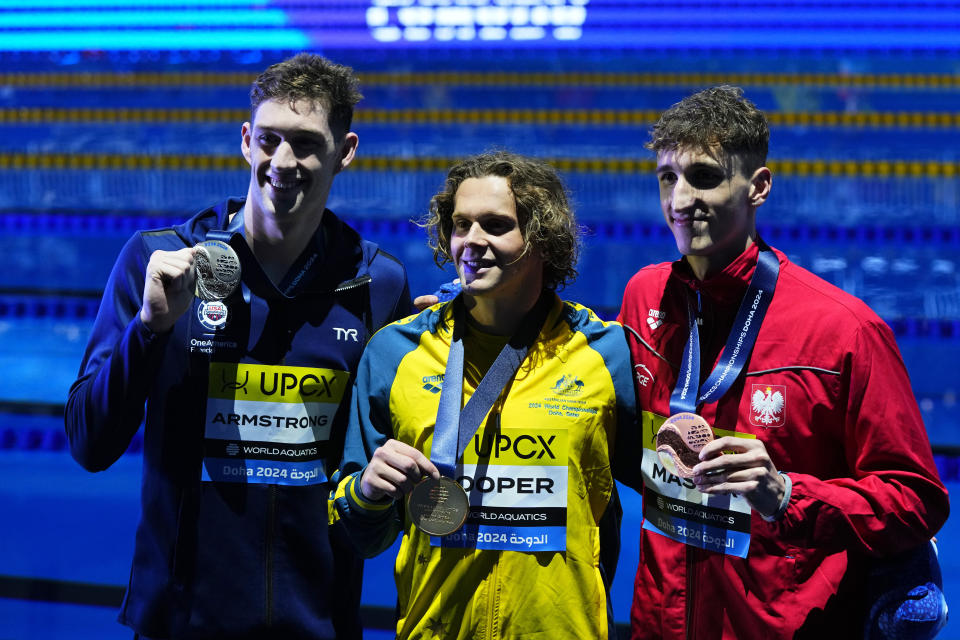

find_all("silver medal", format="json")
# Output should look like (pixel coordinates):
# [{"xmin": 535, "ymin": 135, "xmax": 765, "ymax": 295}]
[{"xmin": 195, "ymin": 240, "xmax": 241, "ymax": 301}]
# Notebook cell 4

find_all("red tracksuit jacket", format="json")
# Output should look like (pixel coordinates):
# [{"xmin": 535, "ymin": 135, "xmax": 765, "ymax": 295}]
[{"xmin": 617, "ymin": 242, "xmax": 949, "ymax": 640}]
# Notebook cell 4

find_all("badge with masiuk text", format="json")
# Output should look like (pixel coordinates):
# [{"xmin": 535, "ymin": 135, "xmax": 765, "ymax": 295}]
[
  {"xmin": 407, "ymin": 475, "xmax": 469, "ymax": 536},
  {"xmin": 195, "ymin": 240, "xmax": 241, "ymax": 301}
]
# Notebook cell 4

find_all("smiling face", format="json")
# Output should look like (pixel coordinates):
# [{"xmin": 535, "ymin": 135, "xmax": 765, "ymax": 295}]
[
  {"xmin": 656, "ymin": 145, "xmax": 770, "ymax": 279},
  {"xmin": 451, "ymin": 175, "xmax": 544, "ymax": 307},
  {"xmin": 241, "ymin": 98, "xmax": 357, "ymax": 233}
]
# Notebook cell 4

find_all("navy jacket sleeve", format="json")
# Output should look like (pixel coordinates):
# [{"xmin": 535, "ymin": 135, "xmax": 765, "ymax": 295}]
[
  {"xmin": 64, "ymin": 232, "xmax": 175, "ymax": 471},
  {"xmin": 331, "ymin": 328, "xmax": 405, "ymax": 558}
]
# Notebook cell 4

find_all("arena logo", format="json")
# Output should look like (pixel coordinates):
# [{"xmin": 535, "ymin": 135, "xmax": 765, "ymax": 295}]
[
  {"xmin": 422, "ymin": 373, "xmax": 444, "ymax": 394},
  {"xmin": 647, "ymin": 308, "xmax": 665, "ymax": 330},
  {"xmin": 197, "ymin": 300, "xmax": 229, "ymax": 331},
  {"xmin": 366, "ymin": 0, "xmax": 588, "ymax": 43}
]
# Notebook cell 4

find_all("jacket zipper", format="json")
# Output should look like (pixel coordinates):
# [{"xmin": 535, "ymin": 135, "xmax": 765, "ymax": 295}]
[
  {"xmin": 487, "ymin": 556, "xmax": 500, "ymax": 640},
  {"xmin": 265, "ymin": 483, "xmax": 276, "ymax": 626},
  {"xmin": 688, "ymin": 284, "xmax": 718, "ymax": 640},
  {"xmin": 490, "ymin": 411, "xmax": 507, "ymax": 640},
  {"xmin": 685, "ymin": 545, "xmax": 697, "ymax": 640},
  {"xmin": 333, "ymin": 274, "xmax": 371, "ymax": 293},
  {"xmin": 687, "ymin": 285, "xmax": 703, "ymax": 640}
]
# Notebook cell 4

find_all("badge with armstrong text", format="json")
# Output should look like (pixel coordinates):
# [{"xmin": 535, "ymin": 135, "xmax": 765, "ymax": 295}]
[
  {"xmin": 408, "ymin": 475, "xmax": 469, "ymax": 536},
  {"xmin": 201, "ymin": 362, "xmax": 349, "ymax": 486},
  {"xmin": 195, "ymin": 240, "xmax": 241, "ymax": 301}
]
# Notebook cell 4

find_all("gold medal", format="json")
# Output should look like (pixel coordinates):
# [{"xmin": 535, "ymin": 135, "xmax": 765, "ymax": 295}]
[
  {"xmin": 407, "ymin": 476, "xmax": 469, "ymax": 536},
  {"xmin": 656, "ymin": 412, "xmax": 715, "ymax": 478},
  {"xmin": 195, "ymin": 240, "xmax": 241, "ymax": 301}
]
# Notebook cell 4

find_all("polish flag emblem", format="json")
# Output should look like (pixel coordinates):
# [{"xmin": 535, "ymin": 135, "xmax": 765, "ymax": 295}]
[{"xmin": 750, "ymin": 384, "xmax": 786, "ymax": 427}]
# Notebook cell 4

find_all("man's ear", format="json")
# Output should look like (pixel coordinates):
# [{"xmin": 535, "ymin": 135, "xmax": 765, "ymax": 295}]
[
  {"xmin": 749, "ymin": 166, "xmax": 772, "ymax": 207},
  {"xmin": 240, "ymin": 121, "xmax": 253, "ymax": 166},
  {"xmin": 334, "ymin": 132, "xmax": 359, "ymax": 174}
]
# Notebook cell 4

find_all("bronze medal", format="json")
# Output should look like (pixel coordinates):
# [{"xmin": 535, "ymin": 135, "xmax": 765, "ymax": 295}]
[
  {"xmin": 407, "ymin": 476, "xmax": 469, "ymax": 536},
  {"xmin": 195, "ymin": 240, "xmax": 241, "ymax": 301},
  {"xmin": 656, "ymin": 412, "xmax": 715, "ymax": 478}
]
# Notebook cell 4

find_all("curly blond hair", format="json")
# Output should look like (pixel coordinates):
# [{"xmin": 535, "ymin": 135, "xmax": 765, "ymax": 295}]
[{"xmin": 422, "ymin": 151, "xmax": 580, "ymax": 291}]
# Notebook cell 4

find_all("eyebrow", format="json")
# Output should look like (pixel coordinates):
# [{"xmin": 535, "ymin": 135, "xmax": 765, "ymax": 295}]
[
  {"xmin": 253, "ymin": 123, "xmax": 325, "ymax": 138},
  {"xmin": 656, "ymin": 161, "xmax": 723, "ymax": 173},
  {"xmin": 687, "ymin": 162, "xmax": 724, "ymax": 171},
  {"xmin": 452, "ymin": 211, "xmax": 511, "ymax": 219}
]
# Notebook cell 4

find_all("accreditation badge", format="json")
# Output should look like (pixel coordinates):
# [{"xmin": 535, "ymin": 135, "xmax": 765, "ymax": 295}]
[
  {"xmin": 641, "ymin": 412, "xmax": 753, "ymax": 557},
  {"xmin": 432, "ymin": 426, "xmax": 568, "ymax": 552},
  {"xmin": 200, "ymin": 362, "xmax": 348, "ymax": 486}
]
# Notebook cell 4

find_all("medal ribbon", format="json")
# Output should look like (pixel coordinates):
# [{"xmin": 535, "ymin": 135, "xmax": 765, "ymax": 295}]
[
  {"xmin": 669, "ymin": 247, "xmax": 780, "ymax": 415},
  {"xmin": 207, "ymin": 209, "xmax": 325, "ymax": 299},
  {"xmin": 431, "ymin": 292, "xmax": 553, "ymax": 478}
]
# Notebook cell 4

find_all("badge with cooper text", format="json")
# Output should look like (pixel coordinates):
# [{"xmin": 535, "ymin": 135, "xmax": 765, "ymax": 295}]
[
  {"xmin": 195, "ymin": 240, "xmax": 241, "ymax": 301},
  {"xmin": 656, "ymin": 412, "xmax": 715, "ymax": 478},
  {"xmin": 408, "ymin": 476, "xmax": 469, "ymax": 536}
]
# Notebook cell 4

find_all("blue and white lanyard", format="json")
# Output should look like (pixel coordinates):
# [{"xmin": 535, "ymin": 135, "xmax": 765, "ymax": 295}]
[
  {"xmin": 206, "ymin": 209, "xmax": 325, "ymax": 299},
  {"xmin": 431, "ymin": 293, "xmax": 552, "ymax": 478},
  {"xmin": 669, "ymin": 248, "xmax": 780, "ymax": 415}
]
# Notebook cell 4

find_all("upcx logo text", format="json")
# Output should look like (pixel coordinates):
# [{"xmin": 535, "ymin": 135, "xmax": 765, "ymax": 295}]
[
  {"xmin": 256, "ymin": 372, "xmax": 337, "ymax": 399},
  {"xmin": 472, "ymin": 433, "xmax": 556, "ymax": 460}
]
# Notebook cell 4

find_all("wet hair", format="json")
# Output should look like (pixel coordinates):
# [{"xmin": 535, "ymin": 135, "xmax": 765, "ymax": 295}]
[
  {"xmin": 647, "ymin": 85, "xmax": 769, "ymax": 174},
  {"xmin": 249, "ymin": 52, "xmax": 362, "ymax": 139},
  {"xmin": 423, "ymin": 151, "xmax": 580, "ymax": 291}
]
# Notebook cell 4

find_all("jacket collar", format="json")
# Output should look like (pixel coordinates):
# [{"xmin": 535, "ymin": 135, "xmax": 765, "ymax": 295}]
[
  {"xmin": 671, "ymin": 241, "xmax": 764, "ymax": 306},
  {"xmin": 310, "ymin": 206, "xmax": 377, "ymax": 293},
  {"xmin": 178, "ymin": 197, "xmax": 377, "ymax": 295}
]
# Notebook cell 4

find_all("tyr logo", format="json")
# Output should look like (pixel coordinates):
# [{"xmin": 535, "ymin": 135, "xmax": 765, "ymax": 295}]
[{"xmin": 334, "ymin": 327, "xmax": 359, "ymax": 342}]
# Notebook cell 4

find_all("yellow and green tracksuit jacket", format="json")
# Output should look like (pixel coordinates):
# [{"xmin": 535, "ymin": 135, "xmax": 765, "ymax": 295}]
[{"xmin": 333, "ymin": 294, "xmax": 636, "ymax": 640}]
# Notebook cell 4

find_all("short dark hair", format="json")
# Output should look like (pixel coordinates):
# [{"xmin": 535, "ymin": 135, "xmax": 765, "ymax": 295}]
[
  {"xmin": 647, "ymin": 85, "xmax": 769, "ymax": 174},
  {"xmin": 424, "ymin": 151, "xmax": 580, "ymax": 292},
  {"xmin": 249, "ymin": 52, "xmax": 363, "ymax": 139}
]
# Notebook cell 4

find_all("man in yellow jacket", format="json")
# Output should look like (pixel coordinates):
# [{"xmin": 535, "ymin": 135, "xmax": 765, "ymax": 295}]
[{"xmin": 333, "ymin": 151, "xmax": 637, "ymax": 639}]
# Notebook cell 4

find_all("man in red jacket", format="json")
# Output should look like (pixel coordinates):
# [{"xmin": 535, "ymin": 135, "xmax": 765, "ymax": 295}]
[{"xmin": 617, "ymin": 85, "xmax": 949, "ymax": 639}]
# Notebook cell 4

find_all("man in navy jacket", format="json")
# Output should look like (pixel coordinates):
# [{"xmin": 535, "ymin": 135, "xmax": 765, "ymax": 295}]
[{"xmin": 65, "ymin": 53, "xmax": 411, "ymax": 639}]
